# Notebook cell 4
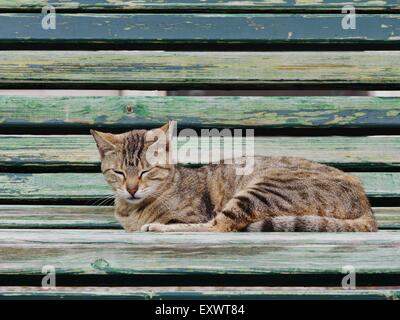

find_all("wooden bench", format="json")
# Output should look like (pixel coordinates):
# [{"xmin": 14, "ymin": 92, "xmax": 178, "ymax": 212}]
[{"xmin": 0, "ymin": 1, "xmax": 400, "ymax": 300}]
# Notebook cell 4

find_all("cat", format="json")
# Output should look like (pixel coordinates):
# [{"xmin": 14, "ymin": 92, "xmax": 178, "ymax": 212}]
[{"xmin": 91, "ymin": 122, "xmax": 378, "ymax": 233}]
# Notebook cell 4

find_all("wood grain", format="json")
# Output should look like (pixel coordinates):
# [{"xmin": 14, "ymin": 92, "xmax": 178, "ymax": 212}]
[
  {"xmin": 0, "ymin": 14, "xmax": 399, "ymax": 46},
  {"xmin": 1, "ymin": 96, "xmax": 400, "ymax": 130},
  {"xmin": 0, "ymin": 205, "xmax": 397, "ymax": 230},
  {"xmin": 0, "ymin": 0, "xmax": 398, "ymax": 12},
  {"xmin": 0, "ymin": 286, "xmax": 399, "ymax": 300},
  {"xmin": 0, "ymin": 51, "xmax": 399, "ymax": 89},
  {"xmin": 1, "ymin": 135, "xmax": 400, "ymax": 171},
  {"xmin": 0, "ymin": 205, "xmax": 119, "ymax": 229},
  {"xmin": 0, "ymin": 172, "xmax": 398, "ymax": 201},
  {"xmin": 0, "ymin": 230, "xmax": 399, "ymax": 277}
]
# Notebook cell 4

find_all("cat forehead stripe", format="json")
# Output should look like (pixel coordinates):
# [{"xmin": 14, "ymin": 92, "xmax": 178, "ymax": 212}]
[{"xmin": 124, "ymin": 131, "xmax": 145, "ymax": 166}]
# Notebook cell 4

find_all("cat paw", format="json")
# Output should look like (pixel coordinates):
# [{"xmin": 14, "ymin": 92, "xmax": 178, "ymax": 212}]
[{"xmin": 140, "ymin": 223, "xmax": 168, "ymax": 232}]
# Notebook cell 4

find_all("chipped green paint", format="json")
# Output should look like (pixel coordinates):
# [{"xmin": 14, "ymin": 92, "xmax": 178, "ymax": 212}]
[
  {"xmin": 0, "ymin": 51, "xmax": 399, "ymax": 89},
  {"xmin": 387, "ymin": 110, "xmax": 400, "ymax": 117},
  {"xmin": 0, "ymin": 172, "xmax": 398, "ymax": 200},
  {"xmin": 1, "ymin": 135, "xmax": 400, "ymax": 171},
  {"xmin": 0, "ymin": 0, "xmax": 398, "ymax": 12},
  {"xmin": 1, "ymin": 96, "xmax": 400, "ymax": 130},
  {"xmin": 0, "ymin": 14, "xmax": 399, "ymax": 45},
  {"xmin": 0, "ymin": 205, "xmax": 120, "ymax": 229},
  {"xmin": 1, "ymin": 230, "xmax": 400, "ymax": 277},
  {"xmin": 0, "ymin": 205, "xmax": 397, "ymax": 229},
  {"xmin": 0, "ymin": 173, "xmax": 110, "ymax": 200}
]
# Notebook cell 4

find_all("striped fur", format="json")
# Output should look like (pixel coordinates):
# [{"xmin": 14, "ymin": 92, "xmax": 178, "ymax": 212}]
[
  {"xmin": 246, "ymin": 215, "xmax": 377, "ymax": 232},
  {"xmin": 91, "ymin": 123, "xmax": 378, "ymax": 233}
]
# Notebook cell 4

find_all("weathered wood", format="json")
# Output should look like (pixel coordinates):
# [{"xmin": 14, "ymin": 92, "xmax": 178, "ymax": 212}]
[
  {"xmin": 0, "ymin": 206, "xmax": 397, "ymax": 229},
  {"xmin": 0, "ymin": 230, "xmax": 400, "ymax": 281},
  {"xmin": 373, "ymin": 207, "xmax": 400, "ymax": 229},
  {"xmin": 0, "ymin": 1, "xmax": 398, "ymax": 12},
  {"xmin": 0, "ymin": 172, "xmax": 398, "ymax": 201},
  {"xmin": 0, "ymin": 14, "xmax": 399, "ymax": 46},
  {"xmin": 0, "ymin": 205, "xmax": 119, "ymax": 229},
  {"xmin": 0, "ymin": 286, "xmax": 399, "ymax": 300},
  {"xmin": 0, "ymin": 173, "xmax": 110, "ymax": 201},
  {"xmin": 0, "ymin": 51, "xmax": 399, "ymax": 89},
  {"xmin": 1, "ymin": 135, "xmax": 400, "ymax": 171},
  {"xmin": 1, "ymin": 96, "xmax": 400, "ymax": 130}
]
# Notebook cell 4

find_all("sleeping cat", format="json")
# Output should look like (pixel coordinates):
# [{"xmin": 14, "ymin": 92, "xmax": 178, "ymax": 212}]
[{"xmin": 91, "ymin": 122, "xmax": 377, "ymax": 232}]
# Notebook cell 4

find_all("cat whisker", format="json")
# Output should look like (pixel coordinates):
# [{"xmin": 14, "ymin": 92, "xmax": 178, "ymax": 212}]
[
  {"xmin": 90, "ymin": 195, "xmax": 115, "ymax": 207},
  {"xmin": 97, "ymin": 197, "xmax": 115, "ymax": 207}
]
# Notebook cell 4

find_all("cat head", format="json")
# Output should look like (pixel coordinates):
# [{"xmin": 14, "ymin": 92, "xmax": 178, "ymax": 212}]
[{"xmin": 91, "ymin": 121, "xmax": 175, "ymax": 205}]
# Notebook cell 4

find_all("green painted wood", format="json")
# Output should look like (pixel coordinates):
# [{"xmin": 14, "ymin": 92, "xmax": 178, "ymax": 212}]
[
  {"xmin": 373, "ymin": 207, "xmax": 400, "ymax": 229},
  {"xmin": 0, "ymin": 286, "xmax": 399, "ymax": 300},
  {"xmin": 1, "ymin": 230, "xmax": 400, "ymax": 277},
  {"xmin": 0, "ymin": 51, "xmax": 399, "ymax": 89},
  {"xmin": 0, "ymin": 14, "xmax": 399, "ymax": 45},
  {"xmin": 0, "ymin": 173, "xmax": 110, "ymax": 201},
  {"xmin": 0, "ymin": 172, "xmax": 398, "ymax": 201},
  {"xmin": 1, "ymin": 135, "xmax": 400, "ymax": 171},
  {"xmin": 0, "ymin": 206, "xmax": 397, "ymax": 229},
  {"xmin": 1, "ymin": 96, "xmax": 400, "ymax": 130},
  {"xmin": 0, "ymin": 205, "xmax": 119, "ymax": 229},
  {"xmin": 0, "ymin": 1, "xmax": 398, "ymax": 12}
]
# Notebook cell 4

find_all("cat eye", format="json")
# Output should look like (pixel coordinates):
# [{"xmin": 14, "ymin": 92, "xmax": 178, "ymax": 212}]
[
  {"xmin": 111, "ymin": 169, "xmax": 126, "ymax": 178},
  {"xmin": 139, "ymin": 169, "xmax": 151, "ymax": 178}
]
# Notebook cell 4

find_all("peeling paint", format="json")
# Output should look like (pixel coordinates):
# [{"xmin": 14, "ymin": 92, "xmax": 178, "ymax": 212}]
[
  {"xmin": 0, "ymin": 52, "xmax": 399, "ymax": 88},
  {"xmin": 0, "ymin": 0, "xmax": 399, "ymax": 12}
]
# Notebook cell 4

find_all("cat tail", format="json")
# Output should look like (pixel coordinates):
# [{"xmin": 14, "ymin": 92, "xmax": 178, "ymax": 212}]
[{"xmin": 245, "ymin": 213, "xmax": 378, "ymax": 232}]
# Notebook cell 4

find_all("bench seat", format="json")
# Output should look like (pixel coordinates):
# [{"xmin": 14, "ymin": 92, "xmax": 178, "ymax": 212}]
[{"xmin": 1, "ymin": 231, "xmax": 400, "ymax": 287}]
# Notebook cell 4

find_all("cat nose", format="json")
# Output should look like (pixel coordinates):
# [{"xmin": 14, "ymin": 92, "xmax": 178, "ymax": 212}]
[{"xmin": 127, "ymin": 186, "xmax": 138, "ymax": 196}]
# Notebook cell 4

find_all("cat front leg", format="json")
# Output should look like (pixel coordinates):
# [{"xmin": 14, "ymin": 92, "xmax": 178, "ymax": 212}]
[{"xmin": 140, "ymin": 222, "xmax": 212, "ymax": 232}]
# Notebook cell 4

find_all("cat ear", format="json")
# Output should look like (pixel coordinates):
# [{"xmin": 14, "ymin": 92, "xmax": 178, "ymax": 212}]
[
  {"xmin": 144, "ymin": 121, "xmax": 176, "ymax": 165},
  {"xmin": 145, "ymin": 121, "xmax": 176, "ymax": 149},
  {"xmin": 159, "ymin": 121, "xmax": 172, "ymax": 134},
  {"xmin": 159, "ymin": 121, "xmax": 176, "ymax": 152},
  {"xmin": 90, "ymin": 130, "xmax": 119, "ymax": 158}
]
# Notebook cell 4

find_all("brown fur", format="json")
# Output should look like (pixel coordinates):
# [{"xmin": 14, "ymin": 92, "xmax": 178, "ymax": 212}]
[{"xmin": 91, "ymin": 123, "xmax": 378, "ymax": 233}]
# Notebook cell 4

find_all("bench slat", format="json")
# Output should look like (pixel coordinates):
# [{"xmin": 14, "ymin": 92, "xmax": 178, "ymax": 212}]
[
  {"xmin": 0, "ymin": 230, "xmax": 399, "ymax": 287},
  {"xmin": 0, "ymin": 286, "xmax": 399, "ymax": 300},
  {"xmin": 1, "ymin": 1, "xmax": 398, "ymax": 12},
  {"xmin": 0, "ymin": 51, "xmax": 399, "ymax": 89},
  {"xmin": 1, "ymin": 135, "xmax": 400, "ymax": 172},
  {"xmin": 0, "ymin": 136, "xmax": 400, "ymax": 172},
  {"xmin": 0, "ymin": 172, "xmax": 398, "ymax": 201},
  {"xmin": 1, "ymin": 96, "xmax": 400, "ymax": 130},
  {"xmin": 0, "ymin": 205, "xmax": 119, "ymax": 229},
  {"xmin": 0, "ymin": 14, "xmax": 399, "ymax": 47},
  {"xmin": 0, "ymin": 206, "xmax": 397, "ymax": 229}
]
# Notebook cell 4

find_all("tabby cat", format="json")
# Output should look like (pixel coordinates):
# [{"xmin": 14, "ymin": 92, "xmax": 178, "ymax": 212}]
[{"xmin": 91, "ymin": 122, "xmax": 377, "ymax": 232}]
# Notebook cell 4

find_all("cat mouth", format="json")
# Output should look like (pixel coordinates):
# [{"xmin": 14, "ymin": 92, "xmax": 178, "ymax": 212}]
[{"xmin": 126, "ymin": 195, "xmax": 142, "ymax": 203}]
